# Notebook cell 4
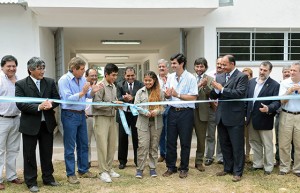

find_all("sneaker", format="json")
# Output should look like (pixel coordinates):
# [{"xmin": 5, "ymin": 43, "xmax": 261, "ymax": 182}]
[
  {"xmin": 100, "ymin": 172, "xmax": 112, "ymax": 183},
  {"xmin": 109, "ymin": 170, "xmax": 120, "ymax": 178},
  {"xmin": 78, "ymin": 171, "xmax": 97, "ymax": 178},
  {"xmin": 68, "ymin": 175, "xmax": 80, "ymax": 184},
  {"xmin": 135, "ymin": 170, "xmax": 143, "ymax": 179},
  {"xmin": 150, "ymin": 169, "xmax": 157, "ymax": 178}
]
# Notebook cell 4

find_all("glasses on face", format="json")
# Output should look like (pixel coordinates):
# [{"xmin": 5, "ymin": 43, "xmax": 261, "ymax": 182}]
[{"xmin": 89, "ymin": 75, "xmax": 98, "ymax": 78}]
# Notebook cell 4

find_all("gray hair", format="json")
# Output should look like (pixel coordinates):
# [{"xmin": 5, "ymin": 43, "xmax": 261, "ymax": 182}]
[
  {"xmin": 157, "ymin": 59, "xmax": 169, "ymax": 68},
  {"xmin": 27, "ymin": 57, "xmax": 45, "ymax": 75},
  {"xmin": 282, "ymin": 64, "xmax": 291, "ymax": 72}
]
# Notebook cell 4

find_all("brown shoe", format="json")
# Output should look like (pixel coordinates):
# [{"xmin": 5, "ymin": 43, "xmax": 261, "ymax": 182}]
[
  {"xmin": 162, "ymin": 169, "xmax": 176, "ymax": 177},
  {"xmin": 232, "ymin": 175, "xmax": 241, "ymax": 182},
  {"xmin": 158, "ymin": 156, "xmax": 165, "ymax": 162},
  {"xmin": 0, "ymin": 183, "xmax": 4, "ymax": 190},
  {"xmin": 9, "ymin": 178, "xmax": 24, "ymax": 184},
  {"xmin": 195, "ymin": 164, "xmax": 205, "ymax": 172},
  {"xmin": 179, "ymin": 170, "xmax": 188, "ymax": 178},
  {"xmin": 78, "ymin": 171, "xmax": 96, "ymax": 178},
  {"xmin": 216, "ymin": 171, "xmax": 229, "ymax": 176}
]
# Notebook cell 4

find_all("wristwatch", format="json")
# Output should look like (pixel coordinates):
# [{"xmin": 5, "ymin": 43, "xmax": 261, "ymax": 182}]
[{"xmin": 177, "ymin": 93, "xmax": 181, "ymax": 99}]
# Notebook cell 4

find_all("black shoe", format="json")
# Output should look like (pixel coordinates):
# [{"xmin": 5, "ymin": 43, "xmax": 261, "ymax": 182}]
[
  {"xmin": 205, "ymin": 159, "xmax": 213, "ymax": 166},
  {"xmin": 249, "ymin": 167, "xmax": 263, "ymax": 171},
  {"xmin": 44, "ymin": 181, "xmax": 60, "ymax": 186},
  {"xmin": 119, "ymin": 164, "xmax": 126, "ymax": 169},
  {"xmin": 217, "ymin": 160, "xmax": 223, "ymax": 164},
  {"xmin": 294, "ymin": 173, "xmax": 300, "ymax": 177},
  {"xmin": 278, "ymin": 171, "xmax": 287, "ymax": 175},
  {"xmin": 264, "ymin": 171, "xmax": 271, "ymax": 175}
]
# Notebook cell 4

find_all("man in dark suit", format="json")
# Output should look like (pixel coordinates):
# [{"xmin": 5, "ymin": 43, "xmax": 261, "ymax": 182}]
[
  {"xmin": 210, "ymin": 55, "xmax": 248, "ymax": 182},
  {"xmin": 116, "ymin": 67, "xmax": 143, "ymax": 169},
  {"xmin": 15, "ymin": 57, "xmax": 60, "ymax": 192},
  {"xmin": 245, "ymin": 61, "xmax": 280, "ymax": 175}
]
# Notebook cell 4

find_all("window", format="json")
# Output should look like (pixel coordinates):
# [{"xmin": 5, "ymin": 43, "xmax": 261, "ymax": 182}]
[{"xmin": 217, "ymin": 31, "xmax": 300, "ymax": 61}]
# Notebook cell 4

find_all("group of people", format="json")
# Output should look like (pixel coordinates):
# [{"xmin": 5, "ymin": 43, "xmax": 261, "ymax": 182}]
[{"xmin": 1, "ymin": 53, "xmax": 300, "ymax": 192}]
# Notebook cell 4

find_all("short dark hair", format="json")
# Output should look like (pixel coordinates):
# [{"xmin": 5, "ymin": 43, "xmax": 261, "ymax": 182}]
[
  {"xmin": 225, "ymin": 55, "xmax": 236, "ymax": 66},
  {"xmin": 1, "ymin": 55, "xmax": 18, "ymax": 67},
  {"xmin": 260, "ymin": 61, "xmax": 273, "ymax": 71},
  {"xmin": 194, "ymin": 57, "xmax": 208, "ymax": 69},
  {"xmin": 124, "ymin": 66, "xmax": 136, "ymax": 74},
  {"xmin": 85, "ymin": 68, "xmax": 97, "ymax": 77},
  {"xmin": 170, "ymin": 53, "xmax": 187, "ymax": 69},
  {"xmin": 104, "ymin": 63, "xmax": 119, "ymax": 75}
]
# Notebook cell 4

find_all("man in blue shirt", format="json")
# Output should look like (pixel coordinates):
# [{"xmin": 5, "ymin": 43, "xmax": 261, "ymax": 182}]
[
  {"xmin": 163, "ymin": 53, "xmax": 198, "ymax": 178},
  {"xmin": 58, "ymin": 57, "xmax": 102, "ymax": 184}
]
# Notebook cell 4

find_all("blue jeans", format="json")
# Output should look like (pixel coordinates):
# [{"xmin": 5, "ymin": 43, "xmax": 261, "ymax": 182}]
[
  {"xmin": 61, "ymin": 110, "xmax": 89, "ymax": 176},
  {"xmin": 159, "ymin": 105, "xmax": 170, "ymax": 158}
]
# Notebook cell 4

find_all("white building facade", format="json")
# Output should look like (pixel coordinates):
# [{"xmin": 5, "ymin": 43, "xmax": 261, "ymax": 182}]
[{"xmin": 0, "ymin": 0, "xmax": 299, "ymax": 82}]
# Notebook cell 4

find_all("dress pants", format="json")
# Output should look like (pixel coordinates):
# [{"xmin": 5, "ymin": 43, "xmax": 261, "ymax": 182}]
[
  {"xmin": 22, "ymin": 122, "xmax": 55, "ymax": 188},
  {"xmin": 279, "ymin": 112, "xmax": 300, "ymax": 173},
  {"xmin": 118, "ymin": 112, "xmax": 138, "ymax": 166},
  {"xmin": 218, "ymin": 120, "xmax": 245, "ymax": 176},
  {"xmin": 205, "ymin": 108, "xmax": 223, "ymax": 162},
  {"xmin": 248, "ymin": 120, "xmax": 274, "ymax": 172},
  {"xmin": 166, "ymin": 108, "xmax": 194, "ymax": 171},
  {"xmin": 86, "ymin": 116, "xmax": 95, "ymax": 162},
  {"xmin": 0, "ymin": 116, "xmax": 21, "ymax": 183},
  {"xmin": 159, "ymin": 106, "xmax": 170, "ymax": 158},
  {"xmin": 194, "ymin": 110, "xmax": 207, "ymax": 165}
]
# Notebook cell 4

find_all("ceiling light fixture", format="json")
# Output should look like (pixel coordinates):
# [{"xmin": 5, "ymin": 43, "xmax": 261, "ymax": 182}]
[
  {"xmin": 105, "ymin": 56, "xmax": 129, "ymax": 60},
  {"xmin": 101, "ymin": 40, "xmax": 141, "ymax": 45}
]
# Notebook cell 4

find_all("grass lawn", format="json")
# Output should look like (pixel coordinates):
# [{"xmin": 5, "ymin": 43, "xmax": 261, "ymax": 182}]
[{"xmin": 3, "ymin": 159, "xmax": 300, "ymax": 193}]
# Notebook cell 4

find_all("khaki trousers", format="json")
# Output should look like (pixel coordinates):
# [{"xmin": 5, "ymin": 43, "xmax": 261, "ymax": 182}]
[
  {"xmin": 248, "ymin": 120, "xmax": 274, "ymax": 172},
  {"xmin": 279, "ymin": 112, "xmax": 300, "ymax": 173},
  {"xmin": 137, "ymin": 121, "xmax": 162, "ymax": 170},
  {"xmin": 194, "ymin": 110, "xmax": 208, "ymax": 165},
  {"xmin": 94, "ymin": 116, "xmax": 118, "ymax": 173},
  {"xmin": 86, "ymin": 116, "xmax": 95, "ymax": 162}
]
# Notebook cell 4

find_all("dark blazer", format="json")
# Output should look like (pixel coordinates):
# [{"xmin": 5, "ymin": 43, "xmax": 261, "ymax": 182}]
[
  {"xmin": 15, "ymin": 76, "xmax": 60, "ymax": 135},
  {"xmin": 116, "ymin": 79, "xmax": 144, "ymax": 123},
  {"xmin": 245, "ymin": 77, "xmax": 280, "ymax": 130},
  {"xmin": 210, "ymin": 69, "xmax": 248, "ymax": 126}
]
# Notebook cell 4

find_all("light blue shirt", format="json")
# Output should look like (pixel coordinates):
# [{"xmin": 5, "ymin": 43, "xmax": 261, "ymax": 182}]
[
  {"xmin": 166, "ymin": 70, "xmax": 198, "ymax": 108},
  {"xmin": 58, "ymin": 71, "xmax": 92, "ymax": 111}
]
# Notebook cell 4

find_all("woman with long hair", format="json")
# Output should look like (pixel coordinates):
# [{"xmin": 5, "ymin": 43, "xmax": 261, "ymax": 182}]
[{"xmin": 134, "ymin": 71, "xmax": 165, "ymax": 178}]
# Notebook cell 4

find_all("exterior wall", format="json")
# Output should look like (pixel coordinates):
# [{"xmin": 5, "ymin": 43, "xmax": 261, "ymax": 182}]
[
  {"xmin": 0, "ymin": 4, "xmax": 40, "ymax": 79},
  {"xmin": 186, "ymin": 28, "xmax": 204, "ymax": 73},
  {"xmin": 39, "ymin": 27, "xmax": 55, "ymax": 78}
]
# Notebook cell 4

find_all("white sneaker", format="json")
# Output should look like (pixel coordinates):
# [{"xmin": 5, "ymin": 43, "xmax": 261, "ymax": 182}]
[
  {"xmin": 109, "ymin": 170, "xmax": 120, "ymax": 178},
  {"xmin": 99, "ymin": 172, "xmax": 112, "ymax": 183}
]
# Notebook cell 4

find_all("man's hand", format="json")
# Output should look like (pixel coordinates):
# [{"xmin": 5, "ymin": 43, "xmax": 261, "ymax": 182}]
[
  {"xmin": 91, "ymin": 82, "xmax": 104, "ymax": 93},
  {"xmin": 211, "ymin": 80, "xmax": 223, "ymax": 91},
  {"xmin": 164, "ymin": 87, "xmax": 172, "ymax": 98},
  {"xmin": 199, "ymin": 77, "xmax": 208, "ymax": 88},
  {"xmin": 259, "ymin": 103, "xmax": 269, "ymax": 113},
  {"xmin": 39, "ymin": 99, "xmax": 53, "ymax": 111},
  {"xmin": 123, "ymin": 92, "xmax": 133, "ymax": 102}
]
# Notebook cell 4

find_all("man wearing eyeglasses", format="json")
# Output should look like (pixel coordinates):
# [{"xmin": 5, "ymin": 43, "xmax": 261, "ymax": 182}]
[{"xmin": 15, "ymin": 57, "xmax": 60, "ymax": 192}]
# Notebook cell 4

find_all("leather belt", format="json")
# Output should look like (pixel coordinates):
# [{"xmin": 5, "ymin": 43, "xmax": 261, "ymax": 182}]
[
  {"xmin": 0, "ymin": 114, "xmax": 18, "ymax": 118},
  {"xmin": 62, "ymin": 109, "xmax": 85, "ymax": 114},
  {"xmin": 282, "ymin": 109, "xmax": 300, "ymax": 115},
  {"xmin": 170, "ymin": 106, "xmax": 191, "ymax": 111}
]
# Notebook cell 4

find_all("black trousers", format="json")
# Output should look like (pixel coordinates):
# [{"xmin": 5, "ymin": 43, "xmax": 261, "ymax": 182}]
[
  {"xmin": 218, "ymin": 119, "xmax": 245, "ymax": 176},
  {"xmin": 166, "ymin": 107, "xmax": 194, "ymax": 171},
  {"xmin": 118, "ymin": 112, "xmax": 138, "ymax": 166},
  {"xmin": 22, "ymin": 122, "xmax": 54, "ymax": 187}
]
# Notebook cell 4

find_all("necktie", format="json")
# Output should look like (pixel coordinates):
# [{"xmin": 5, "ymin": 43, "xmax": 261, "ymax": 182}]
[
  {"xmin": 36, "ymin": 80, "xmax": 40, "ymax": 92},
  {"xmin": 197, "ymin": 75, "xmax": 202, "ymax": 84},
  {"xmin": 129, "ymin": 83, "xmax": 133, "ymax": 94},
  {"xmin": 225, "ymin": 73, "xmax": 230, "ymax": 83}
]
